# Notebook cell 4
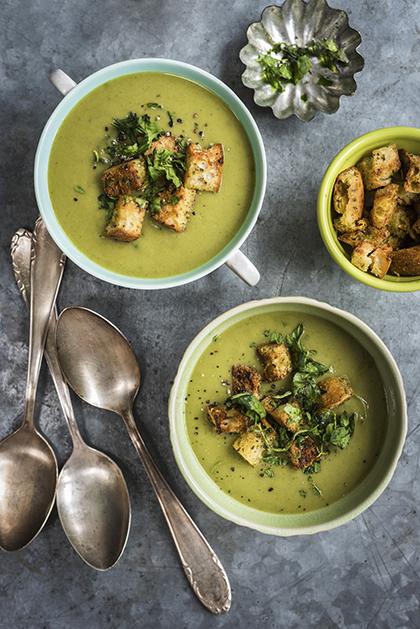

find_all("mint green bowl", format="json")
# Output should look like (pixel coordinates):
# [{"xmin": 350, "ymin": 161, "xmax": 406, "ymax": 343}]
[
  {"xmin": 318, "ymin": 126, "xmax": 420, "ymax": 292},
  {"xmin": 34, "ymin": 59, "xmax": 266, "ymax": 289},
  {"xmin": 169, "ymin": 297, "xmax": 407, "ymax": 536}
]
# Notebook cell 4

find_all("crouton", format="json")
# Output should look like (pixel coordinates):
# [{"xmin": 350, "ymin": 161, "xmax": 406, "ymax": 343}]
[
  {"xmin": 401, "ymin": 150, "xmax": 420, "ymax": 193},
  {"xmin": 233, "ymin": 430, "xmax": 274, "ymax": 466},
  {"xmin": 184, "ymin": 143, "xmax": 224, "ymax": 192},
  {"xmin": 409, "ymin": 217, "xmax": 420, "ymax": 241},
  {"xmin": 154, "ymin": 186, "xmax": 196, "ymax": 232},
  {"xmin": 102, "ymin": 158, "xmax": 146, "ymax": 198},
  {"xmin": 207, "ymin": 405, "xmax": 248, "ymax": 434},
  {"xmin": 231, "ymin": 364, "xmax": 261, "ymax": 397},
  {"xmin": 388, "ymin": 205, "xmax": 412, "ymax": 248},
  {"xmin": 338, "ymin": 219, "xmax": 370, "ymax": 247},
  {"xmin": 318, "ymin": 376, "xmax": 353, "ymax": 410},
  {"xmin": 357, "ymin": 144, "xmax": 401, "ymax": 190},
  {"xmin": 144, "ymin": 134, "xmax": 176, "ymax": 157},
  {"xmin": 257, "ymin": 343, "xmax": 292, "ymax": 382},
  {"xmin": 369, "ymin": 245, "xmax": 393, "ymax": 278},
  {"xmin": 351, "ymin": 240, "xmax": 376, "ymax": 272},
  {"xmin": 397, "ymin": 184, "xmax": 418, "ymax": 206},
  {"xmin": 104, "ymin": 196, "xmax": 146, "ymax": 242},
  {"xmin": 262, "ymin": 397, "xmax": 303, "ymax": 433},
  {"xmin": 289, "ymin": 437, "xmax": 319, "ymax": 470},
  {"xmin": 370, "ymin": 183, "xmax": 399, "ymax": 229},
  {"xmin": 390, "ymin": 245, "xmax": 420, "ymax": 276},
  {"xmin": 333, "ymin": 166, "xmax": 364, "ymax": 232}
]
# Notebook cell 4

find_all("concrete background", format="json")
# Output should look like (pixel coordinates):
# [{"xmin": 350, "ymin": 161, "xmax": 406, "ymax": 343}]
[{"xmin": 1, "ymin": 0, "xmax": 419, "ymax": 627}]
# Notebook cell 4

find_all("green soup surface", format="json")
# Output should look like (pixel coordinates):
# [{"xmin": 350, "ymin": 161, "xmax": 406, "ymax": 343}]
[
  {"xmin": 185, "ymin": 311, "xmax": 386, "ymax": 514},
  {"xmin": 48, "ymin": 73, "xmax": 255, "ymax": 278}
]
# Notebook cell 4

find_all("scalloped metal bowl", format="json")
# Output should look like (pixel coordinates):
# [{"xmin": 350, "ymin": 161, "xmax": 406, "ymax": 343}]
[{"xmin": 240, "ymin": 0, "xmax": 364, "ymax": 121}]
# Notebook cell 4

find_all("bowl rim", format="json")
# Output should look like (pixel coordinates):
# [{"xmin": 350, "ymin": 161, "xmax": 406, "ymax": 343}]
[
  {"xmin": 317, "ymin": 125, "xmax": 420, "ymax": 292},
  {"xmin": 168, "ymin": 296, "xmax": 407, "ymax": 536},
  {"xmin": 34, "ymin": 57, "xmax": 267, "ymax": 289}
]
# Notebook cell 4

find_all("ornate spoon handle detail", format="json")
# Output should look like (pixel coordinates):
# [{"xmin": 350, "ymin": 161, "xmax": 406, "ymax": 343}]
[{"xmin": 121, "ymin": 408, "xmax": 231, "ymax": 614}]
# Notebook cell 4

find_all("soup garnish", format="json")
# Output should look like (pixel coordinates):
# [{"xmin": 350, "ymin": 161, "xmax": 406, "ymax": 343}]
[
  {"xmin": 205, "ymin": 324, "xmax": 365, "ymax": 478},
  {"xmin": 94, "ymin": 106, "xmax": 224, "ymax": 242}
]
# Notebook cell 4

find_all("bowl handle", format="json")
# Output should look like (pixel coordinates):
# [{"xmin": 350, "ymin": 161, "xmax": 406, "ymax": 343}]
[
  {"xmin": 49, "ymin": 69, "xmax": 77, "ymax": 96},
  {"xmin": 225, "ymin": 250, "xmax": 260, "ymax": 286}
]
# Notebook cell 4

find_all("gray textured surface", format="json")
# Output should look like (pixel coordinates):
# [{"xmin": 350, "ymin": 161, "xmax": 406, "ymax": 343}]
[{"xmin": 0, "ymin": 0, "xmax": 419, "ymax": 627}]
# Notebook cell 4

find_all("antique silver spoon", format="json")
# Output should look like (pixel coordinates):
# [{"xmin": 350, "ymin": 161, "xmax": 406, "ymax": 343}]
[
  {"xmin": 11, "ymin": 229, "xmax": 131, "ymax": 570},
  {"xmin": 0, "ymin": 218, "xmax": 63, "ymax": 551},
  {"xmin": 55, "ymin": 306, "xmax": 231, "ymax": 614}
]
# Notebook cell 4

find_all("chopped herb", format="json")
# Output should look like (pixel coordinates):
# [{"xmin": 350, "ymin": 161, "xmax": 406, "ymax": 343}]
[
  {"xmin": 167, "ymin": 111, "xmax": 174, "ymax": 128},
  {"xmin": 146, "ymin": 148, "xmax": 185, "ymax": 188},
  {"xmin": 73, "ymin": 185, "xmax": 85, "ymax": 194},
  {"xmin": 146, "ymin": 102, "xmax": 162, "ymax": 109},
  {"xmin": 258, "ymin": 38, "xmax": 348, "ymax": 94},
  {"xmin": 98, "ymin": 193, "xmax": 116, "ymax": 220},
  {"xmin": 226, "ymin": 393, "xmax": 266, "ymax": 424},
  {"xmin": 301, "ymin": 94, "xmax": 308, "ymax": 102},
  {"xmin": 307, "ymin": 475, "xmax": 322, "ymax": 496},
  {"xmin": 299, "ymin": 489, "xmax": 307, "ymax": 498},
  {"xmin": 317, "ymin": 76, "xmax": 333, "ymax": 87}
]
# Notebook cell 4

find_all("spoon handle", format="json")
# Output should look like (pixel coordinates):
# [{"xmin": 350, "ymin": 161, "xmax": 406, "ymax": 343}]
[
  {"xmin": 10, "ymin": 229, "xmax": 81, "ymax": 445},
  {"xmin": 23, "ymin": 218, "xmax": 66, "ymax": 427},
  {"xmin": 121, "ymin": 409, "xmax": 231, "ymax": 615}
]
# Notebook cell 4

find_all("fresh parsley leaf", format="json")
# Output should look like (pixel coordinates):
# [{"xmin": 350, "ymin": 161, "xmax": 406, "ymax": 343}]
[
  {"xmin": 146, "ymin": 102, "xmax": 162, "ymax": 109},
  {"xmin": 73, "ymin": 185, "xmax": 85, "ymax": 194},
  {"xmin": 97, "ymin": 193, "xmax": 116, "ymax": 220},
  {"xmin": 226, "ymin": 393, "xmax": 267, "ymax": 424},
  {"xmin": 146, "ymin": 148, "xmax": 185, "ymax": 188}
]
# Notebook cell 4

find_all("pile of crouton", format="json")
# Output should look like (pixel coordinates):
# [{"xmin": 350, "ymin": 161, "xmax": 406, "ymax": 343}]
[
  {"xmin": 333, "ymin": 144, "xmax": 420, "ymax": 278},
  {"xmin": 207, "ymin": 340, "xmax": 353, "ymax": 470},
  {"xmin": 101, "ymin": 137, "xmax": 224, "ymax": 242}
]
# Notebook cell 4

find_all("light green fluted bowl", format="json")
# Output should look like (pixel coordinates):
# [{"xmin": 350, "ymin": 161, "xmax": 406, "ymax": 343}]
[
  {"xmin": 169, "ymin": 297, "xmax": 407, "ymax": 536},
  {"xmin": 34, "ymin": 59, "xmax": 266, "ymax": 289},
  {"xmin": 318, "ymin": 126, "xmax": 420, "ymax": 292}
]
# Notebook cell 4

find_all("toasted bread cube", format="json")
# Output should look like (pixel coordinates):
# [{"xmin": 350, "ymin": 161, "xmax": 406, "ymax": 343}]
[
  {"xmin": 102, "ymin": 158, "xmax": 146, "ymax": 198},
  {"xmin": 184, "ymin": 143, "xmax": 224, "ymax": 192},
  {"xmin": 333, "ymin": 167, "xmax": 364, "ymax": 232},
  {"xmin": 104, "ymin": 196, "xmax": 146, "ymax": 242},
  {"xmin": 257, "ymin": 343, "xmax": 292, "ymax": 382},
  {"xmin": 231, "ymin": 364, "xmax": 261, "ymax": 397},
  {"xmin": 319, "ymin": 376, "xmax": 353, "ymax": 411},
  {"xmin": 397, "ymin": 184, "xmax": 418, "ymax": 206},
  {"xmin": 154, "ymin": 186, "xmax": 196, "ymax": 232},
  {"xmin": 401, "ymin": 150, "xmax": 420, "ymax": 194},
  {"xmin": 289, "ymin": 437, "xmax": 318, "ymax": 470},
  {"xmin": 351, "ymin": 240, "xmax": 376, "ymax": 272},
  {"xmin": 357, "ymin": 144, "xmax": 401, "ymax": 190},
  {"xmin": 262, "ymin": 397, "xmax": 303, "ymax": 433},
  {"xmin": 233, "ymin": 430, "xmax": 273, "ymax": 466},
  {"xmin": 409, "ymin": 217, "xmax": 420, "ymax": 240},
  {"xmin": 144, "ymin": 134, "xmax": 176, "ymax": 157},
  {"xmin": 370, "ymin": 184, "xmax": 399, "ymax": 229},
  {"xmin": 388, "ymin": 205, "xmax": 412, "ymax": 248},
  {"xmin": 390, "ymin": 245, "xmax": 420, "ymax": 276},
  {"xmin": 207, "ymin": 405, "xmax": 248, "ymax": 434},
  {"xmin": 369, "ymin": 245, "xmax": 392, "ymax": 278}
]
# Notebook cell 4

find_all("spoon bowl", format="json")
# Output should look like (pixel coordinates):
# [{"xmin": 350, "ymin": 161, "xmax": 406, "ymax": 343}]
[
  {"xmin": 56, "ymin": 307, "xmax": 139, "ymax": 414},
  {"xmin": 0, "ymin": 422, "xmax": 57, "ymax": 551},
  {"xmin": 57, "ymin": 444, "xmax": 131, "ymax": 570}
]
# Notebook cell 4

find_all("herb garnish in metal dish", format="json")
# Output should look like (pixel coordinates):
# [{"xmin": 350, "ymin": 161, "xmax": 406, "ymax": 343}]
[{"xmin": 240, "ymin": 0, "xmax": 364, "ymax": 121}]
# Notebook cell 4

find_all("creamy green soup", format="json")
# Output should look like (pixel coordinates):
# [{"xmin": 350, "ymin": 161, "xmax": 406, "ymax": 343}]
[
  {"xmin": 48, "ymin": 73, "xmax": 255, "ymax": 278},
  {"xmin": 185, "ymin": 311, "xmax": 386, "ymax": 514}
]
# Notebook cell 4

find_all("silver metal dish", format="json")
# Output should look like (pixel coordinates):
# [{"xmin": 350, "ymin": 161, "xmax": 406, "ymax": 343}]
[{"xmin": 240, "ymin": 0, "xmax": 364, "ymax": 122}]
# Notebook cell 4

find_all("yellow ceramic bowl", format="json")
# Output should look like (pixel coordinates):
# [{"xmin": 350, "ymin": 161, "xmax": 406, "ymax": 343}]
[{"xmin": 317, "ymin": 126, "xmax": 420, "ymax": 292}]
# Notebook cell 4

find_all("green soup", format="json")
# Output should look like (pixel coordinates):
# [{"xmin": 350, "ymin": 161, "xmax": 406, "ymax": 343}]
[
  {"xmin": 185, "ymin": 311, "xmax": 386, "ymax": 514},
  {"xmin": 48, "ymin": 73, "xmax": 255, "ymax": 278}
]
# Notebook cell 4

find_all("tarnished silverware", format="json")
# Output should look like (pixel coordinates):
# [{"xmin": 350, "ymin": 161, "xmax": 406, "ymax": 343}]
[
  {"xmin": 0, "ymin": 219, "xmax": 63, "ymax": 551},
  {"xmin": 55, "ymin": 306, "xmax": 231, "ymax": 614},
  {"xmin": 11, "ymin": 229, "xmax": 131, "ymax": 570}
]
